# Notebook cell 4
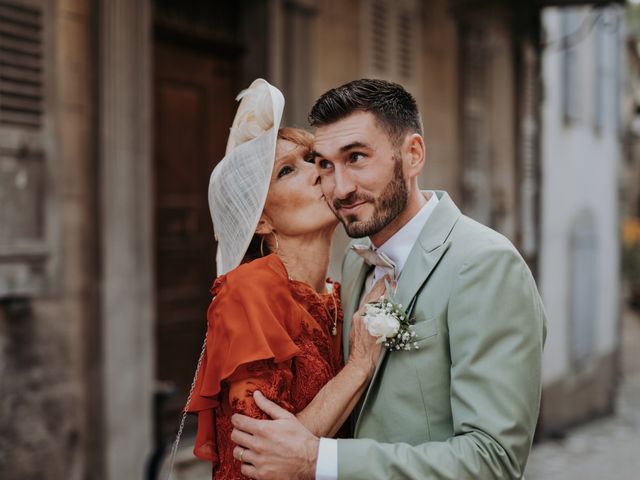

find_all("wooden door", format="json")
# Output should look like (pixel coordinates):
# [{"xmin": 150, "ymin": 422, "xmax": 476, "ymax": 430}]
[{"xmin": 154, "ymin": 40, "xmax": 236, "ymax": 424}]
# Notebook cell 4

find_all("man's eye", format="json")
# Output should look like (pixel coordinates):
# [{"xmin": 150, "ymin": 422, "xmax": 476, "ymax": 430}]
[
  {"xmin": 277, "ymin": 166, "xmax": 294, "ymax": 178},
  {"xmin": 350, "ymin": 152, "xmax": 364, "ymax": 162},
  {"xmin": 318, "ymin": 160, "xmax": 333, "ymax": 170}
]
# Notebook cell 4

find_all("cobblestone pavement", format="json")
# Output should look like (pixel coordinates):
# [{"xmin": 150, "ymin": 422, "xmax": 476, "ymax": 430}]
[{"xmin": 525, "ymin": 306, "xmax": 640, "ymax": 480}]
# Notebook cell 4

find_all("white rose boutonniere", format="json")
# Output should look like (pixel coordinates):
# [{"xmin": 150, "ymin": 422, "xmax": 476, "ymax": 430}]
[
  {"xmin": 363, "ymin": 302, "xmax": 400, "ymax": 343},
  {"xmin": 363, "ymin": 296, "xmax": 418, "ymax": 351},
  {"xmin": 226, "ymin": 81, "xmax": 274, "ymax": 151}
]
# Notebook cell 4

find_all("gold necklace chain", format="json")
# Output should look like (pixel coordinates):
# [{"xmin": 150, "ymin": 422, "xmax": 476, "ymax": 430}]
[
  {"xmin": 324, "ymin": 287, "xmax": 338, "ymax": 336},
  {"xmin": 313, "ymin": 282, "xmax": 338, "ymax": 336},
  {"xmin": 289, "ymin": 275, "xmax": 339, "ymax": 336}
]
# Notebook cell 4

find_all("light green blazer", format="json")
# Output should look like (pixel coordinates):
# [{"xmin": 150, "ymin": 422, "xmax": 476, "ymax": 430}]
[{"xmin": 338, "ymin": 191, "xmax": 546, "ymax": 479}]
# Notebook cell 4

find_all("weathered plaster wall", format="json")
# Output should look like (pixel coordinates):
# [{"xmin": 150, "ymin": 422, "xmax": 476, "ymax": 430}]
[
  {"xmin": 0, "ymin": 0, "xmax": 94, "ymax": 478},
  {"xmin": 539, "ymin": 7, "xmax": 621, "ymax": 430}
]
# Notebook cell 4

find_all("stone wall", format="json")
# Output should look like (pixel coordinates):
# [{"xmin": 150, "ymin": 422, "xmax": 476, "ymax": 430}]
[
  {"xmin": 540, "ymin": 352, "xmax": 617, "ymax": 435},
  {"xmin": 0, "ymin": 0, "xmax": 94, "ymax": 479}
]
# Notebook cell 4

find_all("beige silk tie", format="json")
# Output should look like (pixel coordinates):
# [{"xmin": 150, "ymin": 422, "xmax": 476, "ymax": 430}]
[{"xmin": 351, "ymin": 244, "xmax": 397, "ymax": 282}]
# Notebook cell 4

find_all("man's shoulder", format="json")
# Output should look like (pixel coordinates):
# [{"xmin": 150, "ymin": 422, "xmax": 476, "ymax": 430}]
[{"xmin": 448, "ymin": 214, "xmax": 525, "ymax": 267}]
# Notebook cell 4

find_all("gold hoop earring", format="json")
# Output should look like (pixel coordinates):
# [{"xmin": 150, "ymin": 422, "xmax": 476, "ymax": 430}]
[{"xmin": 260, "ymin": 232, "xmax": 279, "ymax": 257}]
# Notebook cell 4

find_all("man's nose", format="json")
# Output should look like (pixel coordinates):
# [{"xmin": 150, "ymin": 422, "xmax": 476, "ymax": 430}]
[{"xmin": 333, "ymin": 166, "xmax": 356, "ymax": 200}]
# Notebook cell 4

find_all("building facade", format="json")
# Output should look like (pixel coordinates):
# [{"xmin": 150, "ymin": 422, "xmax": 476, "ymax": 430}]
[
  {"xmin": 0, "ymin": 0, "xmax": 622, "ymax": 478},
  {"xmin": 537, "ymin": 3, "xmax": 624, "ymax": 433}
]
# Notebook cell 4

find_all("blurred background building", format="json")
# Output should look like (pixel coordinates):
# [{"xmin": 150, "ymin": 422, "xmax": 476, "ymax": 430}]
[
  {"xmin": 538, "ymin": 4, "xmax": 623, "ymax": 434},
  {"xmin": 0, "ymin": 0, "xmax": 635, "ymax": 479}
]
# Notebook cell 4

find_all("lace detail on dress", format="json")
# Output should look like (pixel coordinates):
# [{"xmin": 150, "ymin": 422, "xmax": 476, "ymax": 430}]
[
  {"xmin": 210, "ymin": 362, "xmax": 296, "ymax": 480},
  {"xmin": 229, "ymin": 360, "xmax": 295, "ymax": 418}
]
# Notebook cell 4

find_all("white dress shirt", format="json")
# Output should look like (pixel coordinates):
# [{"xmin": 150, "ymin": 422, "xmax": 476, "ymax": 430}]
[{"xmin": 315, "ymin": 191, "xmax": 439, "ymax": 480}]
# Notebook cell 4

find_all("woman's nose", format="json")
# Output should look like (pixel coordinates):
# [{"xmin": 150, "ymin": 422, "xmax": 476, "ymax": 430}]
[{"xmin": 305, "ymin": 162, "xmax": 321, "ymax": 185}]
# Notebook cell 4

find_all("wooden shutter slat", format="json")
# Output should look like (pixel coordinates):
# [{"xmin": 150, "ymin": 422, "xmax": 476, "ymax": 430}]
[
  {"xmin": 0, "ymin": 35, "xmax": 42, "ymax": 56},
  {"xmin": 0, "ymin": 79, "xmax": 41, "ymax": 98},
  {"xmin": 0, "ymin": 18, "xmax": 40, "ymax": 42},
  {"xmin": 0, "ymin": 94, "xmax": 40, "ymax": 112},
  {"xmin": 0, "ymin": 3, "xmax": 41, "ymax": 29},
  {"xmin": 0, "ymin": 64, "xmax": 41, "ymax": 83},
  {"xmin": 0, "ymin": 49, "xmax": 41, "ymax": 69},
  {"xmin": 0, "ymin": 110, "xmax": 39, "ymax": 128}
]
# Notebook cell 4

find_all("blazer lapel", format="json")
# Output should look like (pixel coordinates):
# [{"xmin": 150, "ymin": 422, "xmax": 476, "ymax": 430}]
[
  {"xmin": 353, "ymin": 191, "xmax": 461, "ymax": 434},
  {"xmin": 342, "ymin": 245, "xmax": 371, "ymax": 360}
]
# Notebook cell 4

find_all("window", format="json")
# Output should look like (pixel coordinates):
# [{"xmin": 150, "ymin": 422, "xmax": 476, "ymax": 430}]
[
  {"xmin": 460, "ymin": 24, "xmax": 492, "ymax": 226},
  {"xmin": 0, "ymin": 0, "xmax": 56, "ymax": 297},
  {"xmin": 518, "ymin": 42, "xmax": 539, "ymax": 260},
  {"xmin": 613, "ymin": 8, "xmax": 623, "ymax": 135},
  {"xmin": 569, "ymin": 211, "xmax": 597, "ymax": 370},
  {"xmin": 561, "ymin": 7, "xmax": 581, "ymax": 124},
  {"xmin": 594, "ymin": 13, "xmax": 606, "ymax": 132},
  {"xmin": 361, "ymin": 0, "xmax": 422, "ymax": 99}
]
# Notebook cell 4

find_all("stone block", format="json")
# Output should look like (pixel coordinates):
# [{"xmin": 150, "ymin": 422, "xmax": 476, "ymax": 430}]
[{"xmin": 540, "ymin": 352, "xmax": 617, "ymax": 436}]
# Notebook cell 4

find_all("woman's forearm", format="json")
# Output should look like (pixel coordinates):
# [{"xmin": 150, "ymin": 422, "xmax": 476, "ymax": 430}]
[{"xmin": 295, "ymin": 360, "xmax": 371, "ymax": 437}]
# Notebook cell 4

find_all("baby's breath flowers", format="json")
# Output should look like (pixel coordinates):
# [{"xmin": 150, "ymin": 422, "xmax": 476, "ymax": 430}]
[{"xmin": 362, "ymin": 297, "xmax": 419, "ymax": 351}]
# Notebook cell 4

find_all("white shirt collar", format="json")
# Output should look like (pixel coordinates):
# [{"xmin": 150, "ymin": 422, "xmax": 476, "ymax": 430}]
[{"xmin": 372, "ymin": 191, "xmax": 439, "ymax": 277}]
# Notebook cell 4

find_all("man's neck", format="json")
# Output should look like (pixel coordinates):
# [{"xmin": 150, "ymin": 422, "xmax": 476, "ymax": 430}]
[{"xmin": 370, "ymin": 190, "xmax": 430, "ymax": 248}]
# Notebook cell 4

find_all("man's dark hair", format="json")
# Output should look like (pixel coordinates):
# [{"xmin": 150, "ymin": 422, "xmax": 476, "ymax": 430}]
[{"xmin": 308, "ymin": 79, "xmax": 423, "ymax": 146}]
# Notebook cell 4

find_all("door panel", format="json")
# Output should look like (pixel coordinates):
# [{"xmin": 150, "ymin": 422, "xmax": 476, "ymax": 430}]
[{"xmin": 154, "ymin": 40, "xmax": 236, "ymax": 424}]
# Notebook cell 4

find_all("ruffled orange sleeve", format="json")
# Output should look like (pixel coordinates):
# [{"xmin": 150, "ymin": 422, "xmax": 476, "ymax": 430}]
[{"xmin": 185, "ymin": 257, "xmax": 302, "ymax": 461}]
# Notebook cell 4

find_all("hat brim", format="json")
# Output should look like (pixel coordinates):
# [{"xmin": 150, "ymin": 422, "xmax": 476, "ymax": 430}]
[{"xmin": 209, "ymin": 79, "xmax": 285, "ymax": 275}]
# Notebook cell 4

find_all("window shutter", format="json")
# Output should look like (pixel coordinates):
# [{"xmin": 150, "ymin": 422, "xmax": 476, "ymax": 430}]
[
  {"xmin": 594, "ymin": 15, "xmax": 606, "ymax": 132},
  {"xmin": 0, "ymin": 0, "xmax": 44, "ymax": 128},
  {"xmin": 370, "ymin": 0, "xmax": 388, "ymax": 74},
  {"xmin": 561, "ymin": 8, "xmax": 581, "ymax": 124},
  {"xmin": 460, "ymin": 25, "xmax": 492, "ymax": 226},
  {"xmin": 569, "ymin": 212, "xmax": 597, "ymax": 370},
  {"xmin": 396, "ymin": 8, "xmax": 412, "ymax": 81},
  {"xmin": 0, "ymin": 0, "xmax": 55, "ymax": 297},
  {"xmin": 518, "ymin": 42, "xmax": 539, "ymax": 261},
  {"xmin": 361, "ymin": 0, "xmax": 422, "ymax": 99}
]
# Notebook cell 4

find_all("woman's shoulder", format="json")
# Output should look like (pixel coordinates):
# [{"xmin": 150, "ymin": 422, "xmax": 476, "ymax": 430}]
[
  {"xmin": 211, "ymin": 254, "xmax": 289, "ymax": 297},
  {"xmin": 205, "ymin": 254, "xmax": 301, "ymax": 363}
]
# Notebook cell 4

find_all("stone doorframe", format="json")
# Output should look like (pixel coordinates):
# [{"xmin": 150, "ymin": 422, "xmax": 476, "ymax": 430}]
[{"xmin": 97, "ymin": 0, "xmax": 154, "ymax": 478}]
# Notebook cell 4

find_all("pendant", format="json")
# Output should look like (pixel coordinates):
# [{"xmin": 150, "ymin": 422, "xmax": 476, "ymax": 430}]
[{"xmin": 332, "ymin": 325, "xmax": 337, "ymax": 336}]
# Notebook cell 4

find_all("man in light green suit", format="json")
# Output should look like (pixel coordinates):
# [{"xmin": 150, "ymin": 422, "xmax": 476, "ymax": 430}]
[{"xmin": 231, "ymin": 79, "xmax": 546, "ymax": 479}]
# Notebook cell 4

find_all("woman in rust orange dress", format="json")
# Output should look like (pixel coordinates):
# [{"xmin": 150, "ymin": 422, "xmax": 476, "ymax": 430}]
[{"xmin": 183, "ymin": 80, "xmax": 384, "ymax": 479}]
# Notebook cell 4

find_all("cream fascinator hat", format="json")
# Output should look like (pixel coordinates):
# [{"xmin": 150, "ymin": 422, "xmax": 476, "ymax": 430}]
[{"xmin": 209, "ymin": 79, "xmax": 285, "ymax": 275}]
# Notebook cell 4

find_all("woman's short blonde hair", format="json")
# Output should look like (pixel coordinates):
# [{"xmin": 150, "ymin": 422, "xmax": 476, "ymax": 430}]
[{"xmin": 277, "ymin": 127, "xmax": 314, "ymax": 156}]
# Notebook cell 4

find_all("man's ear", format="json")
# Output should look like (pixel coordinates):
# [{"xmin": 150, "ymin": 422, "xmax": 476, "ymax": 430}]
[
  {"xmin": 403, "ymin": 133, "xmax": 426, "ymax": 179},
  {"xmin": 255, "ymin": 215, "xmax": 274, "ymax": 235}
]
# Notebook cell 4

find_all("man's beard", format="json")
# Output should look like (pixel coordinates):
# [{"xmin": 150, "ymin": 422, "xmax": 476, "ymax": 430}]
[{"xmin": 334, "ymin": 157, "xmax": 408, "ymax": 238}]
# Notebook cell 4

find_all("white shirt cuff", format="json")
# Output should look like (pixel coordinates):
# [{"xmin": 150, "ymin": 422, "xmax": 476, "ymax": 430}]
[{"xmin": 315, "ymin": 437, "xmax": 338, "ymax": 480}]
